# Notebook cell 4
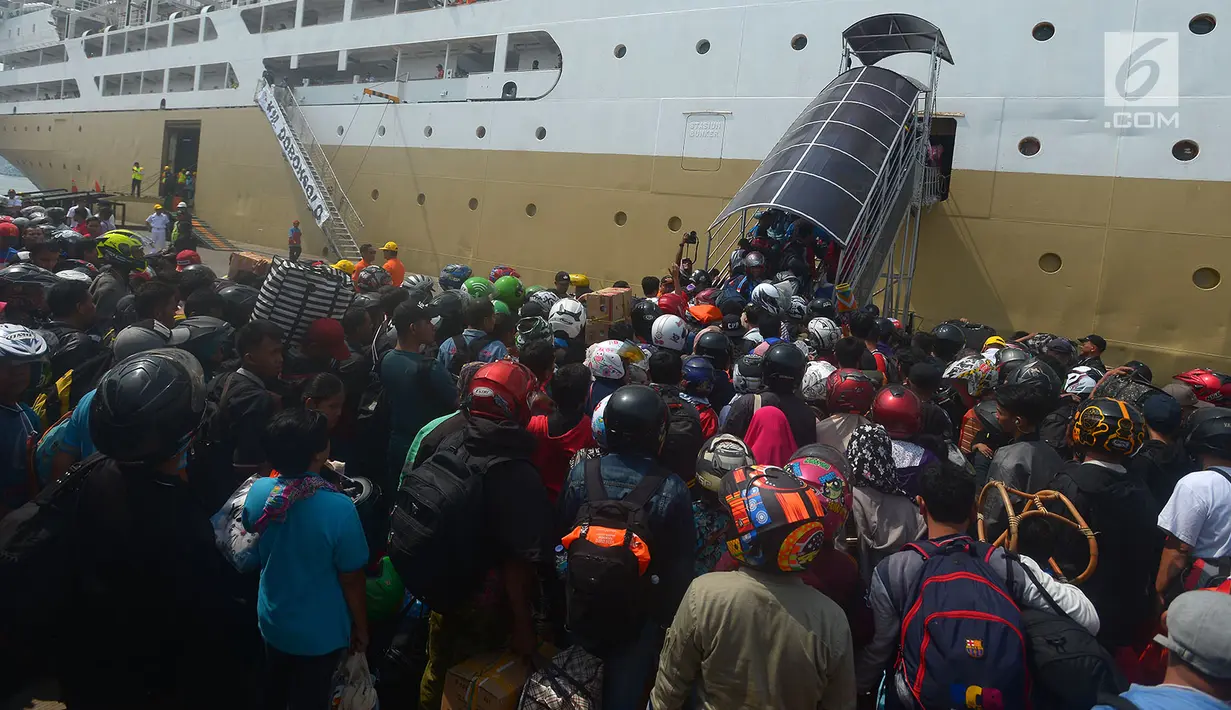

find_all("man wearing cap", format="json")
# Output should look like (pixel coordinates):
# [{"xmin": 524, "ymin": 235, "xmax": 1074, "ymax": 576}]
[
  {"xmin": 175, "ymin": 249, "xmax": 202, "ymax": 272},
  {"xmin": 1079, "ymin": 334, "xmax": 1109, "ymax": 376},
  {"xmin": 551, "ymin": 271, "xmax": 571, "ymax": 298},
  {"xmin": 282, "ymin": 318, "xmax": 353, "ymax": 402},
  {"xmin": 145, "ymin": 203, "xmax": 171, "ymax": 253},
  {"xmin": 380, "ymin": 241, "xmax": 405, "ymax": 286},
  {"xmin": 287, "ymin": 220, "xmax": 302, "ymax": 262},
  {"xmin": 1045, "ymin": 337, "xmax": 1078, "ymax": 370},
  {"xmin": 1131, "ymin": 393, "xmax": 1194, "ymax": 506},
  {"xmin": 1093, "ymin": 590, "xmax": 1231, "ymax": 709},
  {"xmin": 1164, "ymin": 382, "xmax": 1213, "ymax": 427}
]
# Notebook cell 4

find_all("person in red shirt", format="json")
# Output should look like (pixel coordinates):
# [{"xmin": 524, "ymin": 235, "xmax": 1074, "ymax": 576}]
[
  {"xmin": 525, "ymin": 363, "xmax": 594, "ymax": 503},
  {"xmin": 681, "ymin": 355, "xmax": 719, "ymax": 437},
  {"xmin": 73, "ymin": 215, "xmax": 103, "ymax": 239}
]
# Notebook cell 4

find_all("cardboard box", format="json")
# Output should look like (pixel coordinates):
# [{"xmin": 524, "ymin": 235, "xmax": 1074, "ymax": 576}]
[
  {"xmin": 584, "ymin": 287, "xmax": 631, "ymax": 323},
  {"xmin": 441, "ymin": 651, "xmax": 532, "ymax": 710},
  {"xmin": 227, "ymin": 251, "xmax": 272, "ymax": 281},
  {"xmin": 584, "ymin": 319, "xmax": 612, "ymax": 346}
]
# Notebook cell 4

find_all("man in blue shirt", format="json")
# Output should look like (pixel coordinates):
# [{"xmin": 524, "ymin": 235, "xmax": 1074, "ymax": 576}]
[
  {"xmin": 243, "ymin": 409, "xmax": 369, "ymax": 709},
  {"xmin": 436, "ymin": 298, "xmax": 508, "ymax": 376},
  {"xmin": 34, "ymin": 387, "xmax": 97, "ymax": 485},
  {"xmin": 0, "ymin": 325, "xmax": 45, "ymax": 513}
]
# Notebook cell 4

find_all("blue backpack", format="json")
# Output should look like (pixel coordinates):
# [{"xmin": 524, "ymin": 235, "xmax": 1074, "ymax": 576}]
[{"xmin": 897, "ymin": 537, "xmax": 1029, "ymax": 710}]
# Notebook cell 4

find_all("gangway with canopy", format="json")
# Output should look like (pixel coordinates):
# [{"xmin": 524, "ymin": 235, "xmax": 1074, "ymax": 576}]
[{"xmin": 703, "ymin": 14, "xmax": 952, "ymax": 320}]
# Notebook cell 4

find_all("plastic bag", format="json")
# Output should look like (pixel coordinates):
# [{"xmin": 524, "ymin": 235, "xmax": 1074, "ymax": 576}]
[
  {"xmin": 518, "ymin": 646, "xmax": 603, "ymax": 710},
  {"xmin": 331, "ymin": 652, "xmax": 379, "ymax": 710},
  {"xmin": 209, "ymin": 473, "xmax": 263, "ymax": 573}
]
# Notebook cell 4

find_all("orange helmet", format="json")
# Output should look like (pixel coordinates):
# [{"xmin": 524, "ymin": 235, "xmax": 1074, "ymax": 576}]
[{"xmin": 687, "ymin": 304, "xmax": 722, "ymax": 326}]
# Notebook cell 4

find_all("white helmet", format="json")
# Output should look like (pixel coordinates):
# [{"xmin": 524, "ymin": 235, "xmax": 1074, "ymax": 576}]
[
  {"xmin": 548, "ymin": 298, "xmax": 586, "ymax": 340},
  {"xmin": 786, "ymin": 295, "xmax": 808, "ymax": 323},
  {"xmin": 751, "ymin": 282, "xmax": 781, "ymax": 314},
  {"xmin": 401, "ymin": 273, "xmax": 435, "ymax": 298},
  {"xmin": 530, "ymin": 289, "xmax": 561, "ymax": 310},
  {"xmin": 0, "ymin": 323, "xmax": 48, "ymax": 363},
  {"xmin": 807, "ymin": 317, "xmax": 841, "ymax": 351},
  {"xmin": 1064, "ymin": 366, "xmax": 1098, "ymax": 397},
  {"xmin": 651, "ymin": 314, "xmax": 688, "ymax": 352},
  {"xmin": 801, "ymin": 360, "xmax": 838, "ymax": 404},
  {"xmin": 793, "ymin": 338, "xmax": 815, "ymax": 361},
  {"xmin": 586, "ymin": 339, "xmax": 645, "ymax": 381},
  {"xmin": 56, "ymin": 269, "xmax": 93, "ymax": 283}
]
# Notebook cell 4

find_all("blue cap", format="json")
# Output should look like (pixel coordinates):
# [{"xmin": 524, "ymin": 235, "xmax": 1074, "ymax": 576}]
[{"xmin": 1142, "ymin": 393, "xmax": 1182, "ymax": 435}]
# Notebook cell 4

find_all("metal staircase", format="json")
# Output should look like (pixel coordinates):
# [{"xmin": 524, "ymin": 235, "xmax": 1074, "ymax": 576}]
[{"xmin": 254, "ymin": 77, "xmax": 363, "ymax": 261}]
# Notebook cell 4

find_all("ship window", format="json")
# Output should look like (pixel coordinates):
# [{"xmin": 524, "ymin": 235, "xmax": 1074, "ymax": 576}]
[
  {"xmin": 1031, "ymin": 22, "xmax": 1055, "ymax": 42},
  {"xmin": 417, "ymin": 193, "xmax": 425, "ymax": 205},
  {"xmin": 1018, "ymin": 136, "xmax": 1041, "ymax": 156},
  {"xmin": 476, "ymin": 126, "xmax": 486, "ymax": 139},
  {"xmin": 696, "ymin": 39, "xmax": 711, "ymax": 55},
  {"xmin": 424, "ymin": 126, "xmax": 433, "ymax": 138},
  {"xmin": 377, "ymin": 125, "xmax": 386, "ymax": 137},
  {"xmin": 535, "ymin": 126, "xmax": 546, "ymax": 140},
  {"xmin": 1039, "ymin": 253, "xmax": 1062, "ymax": 274},
  {"xmin": 614, "ymin": 44, "xmax": 626, "ymax": 59},
  {"xmin": 337, "ymin": 126, "xmax": 344, "ymax": 136},
  {"xmin": 1172, "ymin": 140, "xmax": 1199, "ymax": 161},
  {"xmin": 791, "ymin": 34, "xmax": 808, "ymax": 51},
  {"xmin": 668, "ymin": 216, "xmax": 682, "ymax": 232},
  {"xmin": 370, "ymin": 189, "xmax": 379, "ymax": 201},
  {"xmin": 614, "ymin": 211, "xmax": 627, "ymax": 226},
  {"xmin": 526, "ymin": 203, "xmax": 537, "ymax": 217},
  {"xmin": 1193, "ymin": 267, "xmax": 1221, "ymax": 290},
  {"xmin": 468, "ymin": 198, "xmax": 479, "ymax": 211},
  {"xmin": 1189, "ymin": 14, "xmax": 1216, "ymax": 35}
]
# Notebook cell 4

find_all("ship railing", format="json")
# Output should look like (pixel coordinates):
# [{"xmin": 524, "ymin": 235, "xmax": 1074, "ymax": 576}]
[
  {"xmin": 259, "ymin": 77, "xmax": 364, "ymax": 256},
  {"xmin": 921, "ymin": 165, "xmax": 948, "ymax": 206}
]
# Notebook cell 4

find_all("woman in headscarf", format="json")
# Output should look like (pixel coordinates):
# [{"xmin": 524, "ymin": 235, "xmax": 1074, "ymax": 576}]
[
  {"xmin": 743, "ymin": 405, "xmax": 798, "ymax": 467},
  {"xmin": 846, "ymin": 423, "xmax": 926, "ymax": 586}
]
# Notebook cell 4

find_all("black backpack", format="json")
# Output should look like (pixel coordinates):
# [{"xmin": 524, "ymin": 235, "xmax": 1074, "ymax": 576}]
[
  {"xmin": 388, "ymin": 432, "xmax": 510, "ymax": 610},
  {"xmin": 562, "ymin": 457, "xmax": 663, "ymax": 649},
  {"xmin": 1018, "ymin": 561, "xmax": 1127, "ymax": 710},
  {"xmin": 0, "ymin": 453, "xmax": 107, "ymax": 640},
  {"xmin": 447, "ymin": 333, "xmax": 495, "ymax": 377},
  {"xmin": 649, "ymin": 384, "xmax": 704, "ymax": 488}
]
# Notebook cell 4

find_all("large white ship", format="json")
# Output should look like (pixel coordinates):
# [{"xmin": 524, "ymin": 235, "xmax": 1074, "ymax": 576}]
[{"xmin": 0, "ymin": 0, "xmax": 1225, "ymax": 374}]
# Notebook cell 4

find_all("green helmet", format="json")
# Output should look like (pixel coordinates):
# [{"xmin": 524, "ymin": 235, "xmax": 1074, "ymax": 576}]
[
  {"xmin": 492, "ymin": 299, "xmax": 512, "ymax": 316},
  {"xmin": 462, "ymin": 276, "xmax": 493, "ymax": 299},
  {"xmin": 515, "ymin": 316, "xmax": 551, "ymax": 350},
  {"xmin": 492, "ymin": 275, "xmax": 525, "ymax": 309},
  {"xmin": 365, "ymin": 556, "xmax": 405, "ymax": 622},
  {"xmin": 524, "ymin": 285, "xmax": 545, "ymax": 299}
]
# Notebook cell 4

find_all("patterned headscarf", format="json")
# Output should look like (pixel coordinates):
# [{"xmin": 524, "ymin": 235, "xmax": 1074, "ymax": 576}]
[
  {"xmin": 248, "ymin": 475, "xmax": 338, "ymax": 534},
  {"xmin": 846, "ymin": 423, "xmax": 905, "ymax": 496}
]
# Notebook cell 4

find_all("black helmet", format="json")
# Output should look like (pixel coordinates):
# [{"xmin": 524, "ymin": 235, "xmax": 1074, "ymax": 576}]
[
  {"xmin": 1071, "ymin": 398, "xmax": 1146, "ymax": 457},
  {"xmin": 691, "ymin": 271, "xmax": 712, "ymax": 290},
  {"xmin": 1124, "ymin": 360, "xmax": 1154, "ymax": 384},
  {"xmin": 603, "ymin": 385, "xmax": 670, "ymax": 456},
  {"xmin": 89, "ymin": 348, "xmax": 207, "ymax": 463},
  {"xmin": 217, "ymin": 283, "xmax": 260, "ymax": 327},
  {"xmin": 1003, "ymin": 357, "xmax": 1062, "ymax": 399},
  {"xmin": 175, "ymin": 315, "xmax": 235, "ymax": 363},
  {"xmin": 694, "ymin": 330, "xmax": 731, "ymax": 370},
  {"xmin": 996, "ymin": 346, "xmax": 1031, "ymax": 381},
  {"xmin": 352, "ymin": 292, "xmax": 382, "ymax": 313},
  {"xmin": 807, "ymin": 298, "xmax": 837, "ymax": 321},
  {"xmin": 763, "ymin": 342, "xmax": 806, "ymax": 391},
  {"xmin": 0, "ymin": 263, "xmax": 58, "ymax": 290},
  {"xmin": 1184, "ymin": 407, "xmax": 1231, "ymax": 458},
  {"xmin": 932, "ymin": 323, "xmax": 966, "ymax": 360},
  {"xmin": 11, "ymin": 217, "xmax": 29, "ymax": 231},
  {"xmin": 430, "ymin": 289, "xmax": 466, "ymax": 318},
  {"xmin": 179, "ymin": 264, "xmax": 218, "ymax": 295},
  {"xmin": 44, "ymin": 206, "xmax": 67, "ymax": 225},
  {"xmin": 631, "ymin": 299, "xmax": 662, "ymax": 340}
]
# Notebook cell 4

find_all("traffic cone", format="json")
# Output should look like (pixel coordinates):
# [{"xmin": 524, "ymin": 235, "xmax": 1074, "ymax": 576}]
[
  {"xmin": 93, "ymin": 180, "xmax": 100, "ymax": 192},
  {"xmin": 71, "ymin": 178, "xmax": 77, "ymax": 193}
]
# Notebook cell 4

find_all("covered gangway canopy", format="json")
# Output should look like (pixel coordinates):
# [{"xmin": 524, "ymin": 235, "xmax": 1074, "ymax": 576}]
[
  {"xmin": 842, "ymin": 14, "xmax": 953, "ymax": 67},
  {"xmin": 709, "ymin": 65, "xmax": 923, "ymax": 246}
]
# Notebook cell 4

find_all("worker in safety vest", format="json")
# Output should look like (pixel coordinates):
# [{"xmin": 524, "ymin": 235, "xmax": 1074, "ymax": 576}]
[{"xmin": 130, "ymin": 162, "xmax": 144, "ymax": 197}]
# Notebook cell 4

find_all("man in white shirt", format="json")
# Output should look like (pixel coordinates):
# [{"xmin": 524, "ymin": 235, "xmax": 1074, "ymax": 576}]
[
  {"xmin": 145, "ymin": 203, "xmax": 172, "ymax": 253},
  {"xmin": 1157, "ymin": 407, "xmax": 1231, "ymax": 603}
]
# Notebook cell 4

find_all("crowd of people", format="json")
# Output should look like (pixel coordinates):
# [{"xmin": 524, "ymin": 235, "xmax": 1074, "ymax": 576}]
[{"xmin": 0, "ymin": 206, "xmax": 1229, "ymax": 710}]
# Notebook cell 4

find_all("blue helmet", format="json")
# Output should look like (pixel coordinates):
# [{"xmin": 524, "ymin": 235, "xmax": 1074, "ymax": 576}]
[
  {"xmin": 682, "ymin": 355, "xmax": 716, "ymax": 396},
  {"xmin": 439, "ymin": 263, "xmax": 472, "ymax": 291}
]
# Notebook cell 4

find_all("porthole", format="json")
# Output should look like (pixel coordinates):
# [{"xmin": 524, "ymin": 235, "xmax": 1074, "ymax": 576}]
[
  {"xmin": 476, "ymin": 126, "xmax": 486, "ymax": 139},
  {"xmin": 1172, "ymin": 140, "xmax": 1199, "ymax": 161},
  {"xmin": 77, "ymin": 125, "xmax": 81, "ymax": 132},
  {"xmin": 370, "ymin": 189, "xmax": 379, "ymax": 201},
  {"xmin": 614, "ymin": 211, "xmax": 627, "ymax": 226},
  {"xmin": 23, "ymin": 126, "xmax": 27, "ymax": 131},
  {"xmin": 1193, "ymin": 267, "xmax": 1221, "ymax": 290},
  {"xmin": 1038, "ymin": 253, "xmax": 1062, "ymax": 274},
  {"xmin": 468, "ymin": 198, "xmax": 479, "ymax": 211},
  {"xmin": 47, "ymin": 125, "xmax": 51, "ymax": 132},
  {"xmin": 336, "ymin": 125, "xmax": 344, "ymax": 136},
  {"xmin": 416, "ymin": 193, "xmax": 425, "ymax": 206},
  {"xmin": 535, "ymin": 126, "xmax": 546, "ymax": 140},
  {"xmin": 614, "ymin": 44, "xmax": 627, "ymax": 59},
  {"xmin": 423, "ymin": 125, "xmax": 433, "ymax": 138},
  {"xmin": 1189, "ymin": 14, "xmax": 1216, "ymax": 35},
  {"xmin": 76, "ymin": 164, "xmax": 80, "ymax": 171},
  {"xmin": 525, "ymin": 203, "xmax": 537, "ymax": 217},
  {"xmin": 1032, "ymin": 22, "xmax": 1055, "ymax": 41},
  {"xmin": 791, "ymin": 34, "xmax": 808, "ymax": 51},
  {"xmin": 667, "ymin": 216, "xmax": 682, "ymax": 232},
  {"xmin": 377, "ymin": 125, "xmax": 386, "ymax": 137},
  {"xmin": 61, "ymin": 164, "xmax": 65, "ymax": 169},
  {"xmin": 1018, "ymin": 137, "xmax": 1041, "ymax": 157},
  {"xmin": 696, "ymin": 39, "xmax": 711, "ymax": 55},
  {"xmin": 35, "ymin": 126, "xmax": 39, "ymax": 131}
]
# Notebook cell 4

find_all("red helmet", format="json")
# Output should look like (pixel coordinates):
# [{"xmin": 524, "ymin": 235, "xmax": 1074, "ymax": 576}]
[
  {"xmin": 871, "ymin": 384, "xmax": 923, "ymax": 439},
  {"xmin": 694, "ymin": 288, "xmax": 718, "ymax": 305},
  {"xmin": 0, "ymin": 222, "xmax": 18, "ymax": 239},
  {"xmin": 825, "ymin": 368, "xmax": 876, "ymax": 415},
  {"xmin": 463, "ymin": 360, "xmax": 538, "ymax": 425},
  {"xmin": 1174, "ymin": 369, "xmax": 1231, "ymax": 404},
  {"xmin": 657, "ymin": 292, "xmax": 688, "ymax": 318}
]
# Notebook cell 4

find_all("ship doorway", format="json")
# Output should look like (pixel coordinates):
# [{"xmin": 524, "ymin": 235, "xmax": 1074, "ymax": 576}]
[{"xmin": 161, "ymin": 120, "xmax": 201, "ymax": 197}]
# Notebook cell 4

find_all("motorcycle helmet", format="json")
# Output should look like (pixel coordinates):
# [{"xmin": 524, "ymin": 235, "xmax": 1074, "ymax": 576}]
[
  {"xmin": 603, "ymin": 384, "xmax": 670, "ymax": 456},
  {"xmin": 783, "ymin": 454, "xmax": 853, "ymax": 542},
  {"xmin": 174, "ymin": 315, "xmax": 235, "ymax": 364},
  {"xmin": 586, "ymin": 339, "xmax": 643, "ymax": 381},
  {"xmin": 763, "ymin": 342, "xmax": 806, "ymax": 390},
  {"xmin": 1184, "ymin": 407, "xmax": 1231, "ymax": 458},
  {"xmin": 695, "ymin": 434, "xmax": 756, "ymax": 494},
  {"xmin": 548, "ymin": 298, "xmax": 586, "ymax": 340},
  {"xmin": 489, "ymin": 265, "xmax": 519, "ymax": 282},
  {"xmin": 514, "ymin": 316, "xmax": 551, "ymax": 350},
  {"xmin": 462, "ymin": 360, "xmax": 538, "ymax": 426},
  {"xmin": 89, "ymin": 348, "xmax": 207, "ymax": 463},
  {"xmin": 801, "ymin": 360, "xmax": 838, "ymax": 404},
  {"xmin": 871, "ymin": 385, "xmax": 923, "ymax": 440},
  {"xmin": 744, "ymin": 252, "xmax": 765, "ymax": 270},
  {"xmin": 217, "ymin": 284, "xmax": 260, "ymax": 327},
  {"xmin": 429, "ymin": 289, "xmax": 468, "ymax": 332},
  {"xmin": 178, "ymin": 263, "xmax": 218, "ymax": 294},
  {"xmin": 681, "ymin": 355, "xmax": 716, "ymax": 396},
  {"xmin": 721, "ymin": 465, "xmax": 836, "ymax": 572},
  {"xmin": 1002, "ymin": 357, "xmax": 1061, "ymax": 400},
  {"xmin": 751, "ymin": 282, "xmax": 782, "ymax": 315},
  {"xmin": 733, "ymin": 354, "xmax": 765, "ymax": 394},
  {"xmin": 44, "ymin": 206, "xmax": 67, "ymax": 225},
  {"xmin": 113, "ymin": 319, "xmax": 190, "ymax": 361},
  {"xmin": 59, "ymin": 259, "xmax": 99, "ymax": 278},
  {"xmin": 492, "ymin": 275, "xmax": 525, "ymax": 309},
  {"xmin": 1123, "ymin": 360, "xmax": 1154, "ymax": 384},
  {"xmin": 694, "ymin": 288, "xmax": 719, "ymax": 306},
  {"xmin": 439, "ymin": 263, "xmax": 472, "ymax": 291},
  {"xmin": 657, "ymin": 292, "xmax": 688, "ymax": 318},
  {"xmin": 1174, "ymin": 369, "xmax": 1231, "ymax": 404},
  {"xmin": 1064, "ymin": 366, "xmax": 1099, "ymax": 399},
  {"xmin": 355, "ymin": 265, "xmax": 392, "ymax": 293},
  {"xmin": 794, "ymin": 338, "xmax": 816, "ymax": 361},
  {"xmin": 807, "ymin": 317, "xmax": 841, "ymax": 351},
  {"xmin": 590, "ymin": 394, "xmax": 612, "ymax": 448},
  {"xmin": 530, "ymin": 289, "xmax": 561, "ymax": 311},
  {"xmin": 943, "ymin": 354, "xmax": 998, "ymax": 401},
  {"xmin": 0, "ymin": 323, "xmax": 48, "ymax": 363},
  {"xmin": 786, "ymin": 296, "xmax": 808, "ymax": 323},
  {"xmin": 1070, "ymin": 397, "xmax": 1146, "ymax": 456},
  {"xmin": 826, "ymin": 369, "xmax": 876, "ymax": 415},
  {"xmin": 931, "ymin": 322, "xmax": 966, "ymax": 361},
  {"xmin": 996, "ymin": 346, "xmax": 1031, "ymax": 381},
  {"xmin": 402, "ymin": 273, "xmax": 435, "ymax": 299},
  {"xmin": 694, "ymin": 330, "xmax": 732, "ymax": 370},
  {"xmin": 0, "ymin": 263, "xmax": 59, "ymax": 314},
  {"xmin": 631, "ymin": 299, "xmax": 663, "ymax": 341},
  {"xmin": 96, "ymin": 231, "xmax": 148, "ymax": 271},
  {"xmin": 651, "ymin": 314, "xmax": 688, "ymax": 353},
  {"xmin": 55, "ymin": 269, "xmax": 92, "ymax": 284},
  {"xmin": 808, "ymin": 298, "xmax": 837, "ymax": 321},
  {"xmin": 492, "ymin": 300, "xmax": 511, "ymax": 316},
  {"xmin": 691, "ymin": 271, "xmax": 712, "ymax": 290}
]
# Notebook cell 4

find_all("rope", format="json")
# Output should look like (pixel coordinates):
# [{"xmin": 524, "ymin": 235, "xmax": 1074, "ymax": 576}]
[{"xmin": 345, "ymin": 99, "xmax": 391, "ymax": 195}]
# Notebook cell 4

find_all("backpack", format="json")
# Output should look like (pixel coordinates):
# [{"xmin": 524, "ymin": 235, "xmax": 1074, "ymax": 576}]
[
  {"xmin": 32, "ymin": 346, "xmax": 113, "ymax": 429},
  {"xmin": 447, "ymin": 333, "xmax": 495, "ymax": 377},
  {"xmin": 650, "ymin": 385, "xmax": 704, "ymax": 488},
  {"xmin": 387, "ymin": 432, "xmax": 511, "ymax": 610},
  {"xmin": 562, "ymin": 457, "xmax": 664, "ymax": 649},
  {"xmin": 897, "ymin": 537, "xmax": 1029, "ymax": 710},
  {"xmin": 1017, "ymin": 561, "xmax": 1127, "ymax": 709},
  {"xmin": 0, "ymin": 452, "xmax": 107, "ymax": 640}
]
